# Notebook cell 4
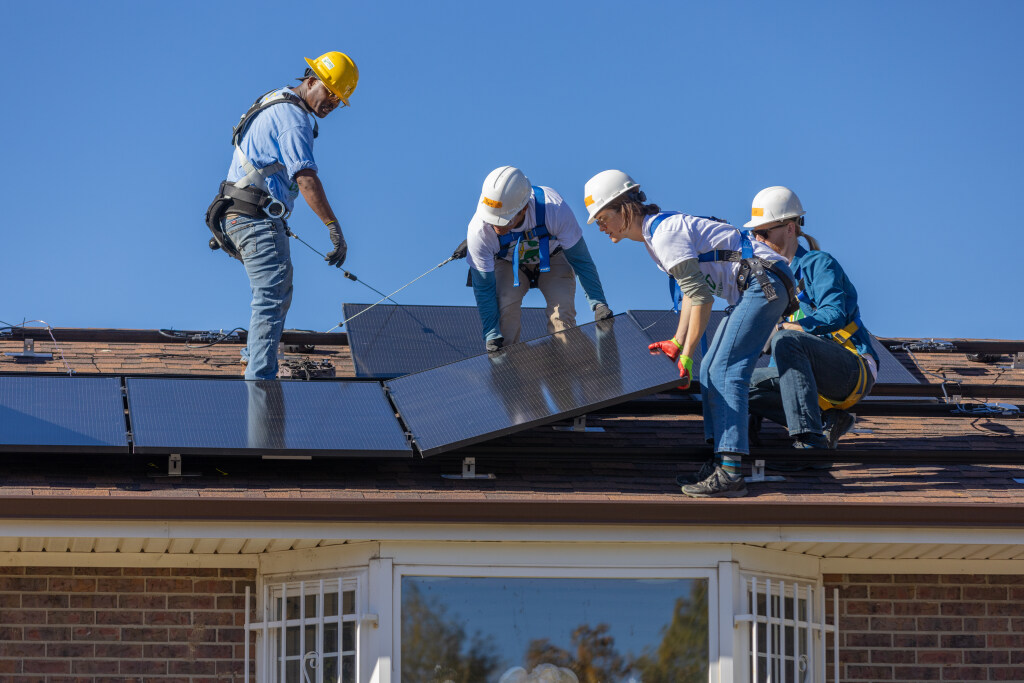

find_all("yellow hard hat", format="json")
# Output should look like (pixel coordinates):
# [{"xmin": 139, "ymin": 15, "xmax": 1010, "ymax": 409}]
[{"xmin": 304, "ymin": 51, "xmax": 359, "ymax": 106}]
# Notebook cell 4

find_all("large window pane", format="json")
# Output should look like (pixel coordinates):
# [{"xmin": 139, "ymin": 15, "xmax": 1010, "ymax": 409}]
[{"xmin": 401, "ymin": 577, "xmax": 708, "ymax": 683}]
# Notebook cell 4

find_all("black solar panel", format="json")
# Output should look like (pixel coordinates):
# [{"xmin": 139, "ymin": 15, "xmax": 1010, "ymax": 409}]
[
  {"xmin": 126, "ymin": 378, "xmax": 411, "ymax": 457},
  {"xmin": 0, "ymin": 376, "xmax": 128, "ymax": 453},
  {"xmin": 343, "ymin": 304, "xmax": 551, "ymax": 378},
  {"xmin": 385, "ymin": 314, "xmax": 682, "ymax": 456},
  {"xmin": 627, "ymin": 309, "xmax": 920, "ymax": 384}
]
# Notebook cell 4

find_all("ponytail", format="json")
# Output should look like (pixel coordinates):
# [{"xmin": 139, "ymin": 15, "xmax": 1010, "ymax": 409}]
[
  {"xmin": 610, "ymin": 190, "xmax": 661, "ymax": 228},
  {"xmin": 797, "ymin": 226, "xmax": 820, "ymax": 251}
]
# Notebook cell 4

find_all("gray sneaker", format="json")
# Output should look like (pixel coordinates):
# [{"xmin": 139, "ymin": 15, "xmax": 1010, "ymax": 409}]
[
  {"xmin": 823, "ymin": 410, "xmax": 855, "ymax": 449},
  {"xmin": 676, "ymin": 458, "xmax": 717, "ymax": 486},
  {"xmin": 681, "ymin": 466, "xmax": 748, "ymax": 498}
]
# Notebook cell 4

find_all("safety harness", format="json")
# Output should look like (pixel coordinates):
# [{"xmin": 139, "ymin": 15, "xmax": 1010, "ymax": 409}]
[
  {"xmin": 651, "ymin": 212, "xmax": 798, "ymax": 317},
  {"xmin": 205, "ymin": 89, "xmax": 317, "ymax": 260},
  {"xmin": 493, "ymin": 186, "xmax": 558, "ymax": 288},
  {"xmin": 790, "ymin": 267, "xmax": 871, "ymax": 411}
]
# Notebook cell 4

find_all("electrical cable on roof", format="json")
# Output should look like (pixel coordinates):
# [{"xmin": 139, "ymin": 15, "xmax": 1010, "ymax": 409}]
[{"xmin": 5, "ymin": 319, "xmax": 74, "ymax": 375}]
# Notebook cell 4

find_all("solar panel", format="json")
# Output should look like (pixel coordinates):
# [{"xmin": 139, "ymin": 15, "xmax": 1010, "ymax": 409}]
[
  {"xmin": 343, "ymin": 304, "xmax": 551, "ymax": 378},
  {"xmin": 385, "ymin": 314, "xmax": 682, "ymax": 456},
  {"xmin": 627, "ymin": 309, "xmax": 920, "ymax": 384},
  {"xmin": 0, "ymin": 376, "xmax": 128, "ymax": 453},
  {"xmin": 126, "ymin": 378, "xmax": 412, "ymax": 457}
]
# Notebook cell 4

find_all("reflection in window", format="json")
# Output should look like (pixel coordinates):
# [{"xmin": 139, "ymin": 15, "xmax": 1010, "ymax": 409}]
[{"xmin": 400, "ymin": 576, "xmax": 708, "ymax": 683}]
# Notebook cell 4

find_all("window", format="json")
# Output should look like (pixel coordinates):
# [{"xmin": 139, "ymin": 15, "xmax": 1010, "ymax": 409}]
[
  {"xmin": 246, "ymin": 577, "xmax": 361, "ymax": 683},
  {"xmin": 737, "ymin": 576, "xmax": 838, "ymax": 683},
  {"xmin": 399, "ymin": 576, "xmax": 709, "ymax": 683}
]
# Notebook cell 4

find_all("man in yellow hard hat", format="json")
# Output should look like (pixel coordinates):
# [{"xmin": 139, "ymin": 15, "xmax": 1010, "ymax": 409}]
[{"xmin": 205, "ymin": 51, "xmax": 358, "ymax": 380}]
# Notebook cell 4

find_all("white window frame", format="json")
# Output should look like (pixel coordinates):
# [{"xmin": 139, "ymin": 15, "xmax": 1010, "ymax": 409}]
[
  {"xmin": 245, "ymin": 569, "xmax": 372, "ymax": 683},
  {"xmin": 392, "ymin": 564, "xmax": 719, "ymax": 683},
  {"xmin": 735, "ymin": 572, "xmax": 839, "ymax": 683}
]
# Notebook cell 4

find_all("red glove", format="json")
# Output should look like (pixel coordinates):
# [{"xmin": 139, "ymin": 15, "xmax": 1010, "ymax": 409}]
[
  {"xmin": 648, "ymin": 337, "xmax": 682, "ymax": 362},
  {"xmin": 677, "ymin": 355, "xmax": 694, "ymax": 390}
]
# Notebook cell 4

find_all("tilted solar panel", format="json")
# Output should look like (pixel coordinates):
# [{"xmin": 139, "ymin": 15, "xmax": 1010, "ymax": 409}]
[
  {"xmin": 342, "ymin": 303, "xmax": 551, "ymax": 378},
  {"xmin": 0, "ymin": 376, "xmax": 128, "ymax": 453},
  {"xmin": 385, "ymin": 314, "xmax": 682, "ymax": 457},
  {"xmin": 126, "ymin": 378, "xmax": 411, "ymax": 457},
  {"xmin": 627, "ymin": 309, "xmax": 920, "ymax": 384}
]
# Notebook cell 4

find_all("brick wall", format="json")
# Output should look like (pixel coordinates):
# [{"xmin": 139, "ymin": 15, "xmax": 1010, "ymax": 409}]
[
  {"xmin": 0, "ymin": 566, "xmax": 255, "ymax": 682},
  {"xmin": 824, "ymin": 573, "xmax": 1024, "ymax": 682}
]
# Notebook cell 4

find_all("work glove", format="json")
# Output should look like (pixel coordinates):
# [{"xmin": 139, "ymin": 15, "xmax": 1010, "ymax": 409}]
[
  {"xmin": 452, "ymin": 239, "xmax": 468, "ymax": 260},
  {"xmin": 648, "ymin": 337, "xmax": 682, "ymax": 362},
  {"xmin": 594, "ymin": 303, "xmax": 613, "ymax": 321},
  {"xmin": 325, "ymin": 223, "xmax": 347, "ymax": 268},
  {"xmin": 485, "ymin": 337, "xmax": 504, "ymax": 353},
  {"xmin": 677, "ymin": 354, "xmax": 694, "ymax": 391}
]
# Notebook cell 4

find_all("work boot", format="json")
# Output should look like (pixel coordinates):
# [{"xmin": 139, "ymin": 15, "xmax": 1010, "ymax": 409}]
[
  {"xmin": 774, "ymin": 433, "xmax": 832, "ymax": 471},
  {"xmin": 681, "ymin": 466, "xmax": 748, "ymax": 498},
  {"xmin": 675, "ymin": 458, "xmax": 716, "ymax": 486},
  {"xmin": 823, "ymin": 409, "xmax": 855, "ymax": 449}
]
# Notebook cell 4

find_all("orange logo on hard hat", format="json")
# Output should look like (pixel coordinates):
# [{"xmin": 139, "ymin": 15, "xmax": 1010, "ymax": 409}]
[
  {"xmin": 751, "ymin": 208, "xmax": 764, "ymax": 216},
  {"xmin": 482, "ymin": 197, "xmax": 503, "ymax": 208},
  {"xmin": 584, "ymin": 195, "xmax": 595, "ymax": 207}
]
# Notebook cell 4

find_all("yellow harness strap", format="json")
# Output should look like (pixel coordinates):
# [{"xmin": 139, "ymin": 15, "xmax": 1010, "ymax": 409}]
[{"xmin": 817, "ymin": 320, "xmax": 869, "ymax": 411}]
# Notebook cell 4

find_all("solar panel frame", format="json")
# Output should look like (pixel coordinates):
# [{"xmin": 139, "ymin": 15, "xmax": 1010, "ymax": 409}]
[
  {"xmin": 343, "ymin": 303, "xmax": 551, "ymax": 378},
  {"xmin": 0, "ymin": 376, "xmax": 129, "ymax": 453},
  {"xmin": 385, "ymin": 314, "xmax": 683, "ymax": 457},
  {"xmin": 126, "ymin": 377, "xmax": 412, "ymax": 457}
]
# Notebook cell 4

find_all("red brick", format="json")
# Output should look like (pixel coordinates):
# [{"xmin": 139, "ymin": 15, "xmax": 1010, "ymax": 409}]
[
  {"xmin": 193, "ymin": 579, "xmax": 234, "ymax": 593},
  {"xmin": 0, "ymin": 577, "xmax": 47, "ymax": 591},
  {"xmin": 95, "ymin": 578, "xmax": 144, "ymax": 592},
  {"xmin": 1010, "ymin": 587, "xmax": 1024, "ymax": 600},
  {"xmin": 48, "ymin": 578, "xmax": 97, "ymax": 592},
  {"xmin": 840, "ymin": 616, "xmax": 870, "ymax": 630},
  {"xmin": 935, "ymin": 666, "xmax": 987, "ymax": 680},
  {"xmin": 71, "ymin": 659, "xmax": 119, "ymax": 674},
  {"xmin": 94, "ymin": 642, "xmax": 143, "ymax": 658},
  {"xmin": 871, "ymin": 649, "xmax": 916, "ymax": 664},
  {"xmin": 965, "ymin": 649, "xmax": 1010, "ymax": 665},
  {"xmin": 940, "ymin": 601, "xmax": 987, "ymax": 616},
  {"xmin": 120, "ymin": 659, "xmax": 168, "ymax": 674},
  {"xmin": 69, "ymin": 594, "xmax": 118, "ymax": 609},
  {"xmin": 95, "ymin": 609, "xmax": 142, "ymax": 625},
  {"xmin": 919, "ymin": 617, "xmax": 963, "ymax": 631},
  {"xmin": 869, "ymin": 616, "xmax": 915, "ymax": 631},
  {"xmin": 193, "ymin": 611, "xmax": 237, "ymax": 627},
  {"xmin": 964, "ymin": 585, "xmax": 1008, "ymax": 600},
  {"xmin": 894, "ymin": 633, "xmax": 938, "ymax": 648},
  {"xmin": 989, "ymin": 633, "xmax": 1024, "ymax": 648},
  {"xmin": 23, "ymin": 660, "xmax": 70, "ymax": 674},
  {"xmin": 193, "ymin": 643, "xmax": 234, "ymax": 659},
  {"xmin": 845, "ymin": 632, "xmax": 893, "ymax": 648},
  {"xmin": 0, "ymin": 642, "xmax": 45, "ymax": 657},
  {"xmin": 169, "ymin": 594, "xmax": 215, "ymax": 609},
  {"xmin": 220, "ymin": 568, "xmax": 256, "ymax": 578},
  {"xmin": 122, "ymin": 567, "xmax": 171, "ymax": 577},
  {"xmin": 169, "ymin": 660, "xmax": 217, "ymax": 675},
  {"xmin": 118, "ymin": 594, "xmax": 167, "ymax": 610},
  {"xmin": 869, "ymin": 585, "xmax": 915, "ymax": 600},
  {"xmin": 0, "ymin": 567, "xmax": 26, "ymax": 575},
  {"xmin": 892, "ymin": 574, "xmax": 936, "ymax": 584},
  {"xmin": 989, "ymin": 602, "xmax": 1023, "ymax": 616},
  {"xmin": 47, "ymin": 610, "xmax": 95, "ymax": 625},
  {"xmin": 940, "ymin": 575, "xmax": 987, "ymax": 584},
  {"xmin": 144, "ymin": 611, "xmax": 192, "ymax": 626},
  {"xmin": 143, "ymin": 643, "xmax": 192, "ymax": 659},
  {"xmin": 0, "ymin": 660, "xmax": 20, "ymax": 673},
  {"xmin": 893, "ymin": 601, "xmax": 939, "ymax": 615},
  {"xmin": 144, "ymin": 578, "xmax": 193, "ymax": 593},
  {"xmin": 71, "ymin": 626, "xmax": 119, "ymax": 641},
  {"xmin": 940, "ymin": 633, "xmax": 986, "ymax": 648},
  {"xmin": 993, "ymin": 668, "xmax": 1024, "ymax": 681},
  {"xmin": 917, "ymin": 586, "xmax": 961, "ymax": 600},
  {"xmin": 966, "ymin": 617, "xmax": 1009, "ymax": 632},
  {"xmin": 0, "ymin": 594, "xmax": 20, "ymax": 607},
  {"xmin": 22, "ymin": 593, "xmax": 69, "ymax": 609},
  {"xmin": 845, "ymin": 600, "xmax": 893, "ymax": 615},
  {"xmin": 1, "ymin": 609, "xmax": 45, "ymax": 625},
  {"xmin": 0, "ymin": 627, "xmax": 22, "ymax": 640},
  {"xmin": 120, "ymin": 627, "xmax": 169, "ymax": 641},
  {"xmin": 45, "ymin": 643, "xmax": 94, "ymax": 658},
  {"xmin": 173, "ymin": 567, "xmax": 219, "ymax": 577},
  {"xmin": 216, "ymin": 595, "xmax": 246, "ymax": 610},
  {"xmin": 169, "ymin": 626, "xmax": 216, "ymax": 643},
  {"xmin": 25, "ymin": 626, "xmax": 70, "ymax": 641},
  {"xmin": 217, "ymin": 627, "xmax": 245, "ymax": 643},
  {"xmin": 72, "ymin": 567, "xmax": 122, "ymax": 577},
  {"xmin": 846, "ymin": 665, "xmax": 893, "ymax": 680},
  {"xmin": 918, "ymin": 650, "xmax": 961, "ymax": 664},
  {"xmin": 892, "ymin": 665, "xmax": 942, "ymax": 680}
]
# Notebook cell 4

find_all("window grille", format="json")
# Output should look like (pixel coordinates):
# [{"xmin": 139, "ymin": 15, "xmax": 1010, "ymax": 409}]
[
  {"xmin": 735, "ymin": 577, "xmax": 839, "ymax": 683},
  {"xmin": 245, "ymin": 577, "xmax": 360, "ymax": 683}
]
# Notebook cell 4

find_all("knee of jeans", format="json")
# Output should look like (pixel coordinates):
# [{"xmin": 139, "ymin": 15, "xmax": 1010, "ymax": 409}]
[{"xmin": 771, "ymin": 329, "xmax": 806, "ymax": 357}]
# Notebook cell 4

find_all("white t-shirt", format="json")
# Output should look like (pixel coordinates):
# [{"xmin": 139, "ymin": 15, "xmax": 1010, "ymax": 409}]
[
  {"xmin": 642, "ymin": 213, "xmax": 786, "ymax": 306},
  {"xmin": 466, "ymin": 186, "xmax": 582, "ymax": 273}
]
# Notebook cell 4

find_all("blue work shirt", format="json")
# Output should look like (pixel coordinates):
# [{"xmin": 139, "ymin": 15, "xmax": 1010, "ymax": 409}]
[
  {"xmin": 790, "ymin": 246, "xmax": 879, "ymax": 364},
  {"xmin": 226, "ymin": 87, "xmax": 318, "ymax": 213}
]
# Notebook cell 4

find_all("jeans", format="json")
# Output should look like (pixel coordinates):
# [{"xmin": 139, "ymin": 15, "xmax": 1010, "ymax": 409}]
[
  {"xmin": 223, "ymin": 214, "xmax": 293, "ymax": 380},
  {"xmin": 749, "ymin": 329, "xmax": 875, "ymax": 436},
  {"xmin": 700, "ymin": 266, "xmax": 793, "ymax": 455}
]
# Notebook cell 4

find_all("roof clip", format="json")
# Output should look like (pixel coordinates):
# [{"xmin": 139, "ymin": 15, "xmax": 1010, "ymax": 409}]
[
  {"xmin": 441, "ymin": 456, "xmax": 495, "ymax": 480},
  {"xmin": 940, "ymin": 381, "xmax": 962, "ymax": 405},
  {"xmin": 951, "ymin": 403, "xmax": 1021, "ymax": 418},
  {"xmin": 4, "ymin": 338, "xmax": 53, "ymax": 361},
  {"xmin": 552, "ymin": 414, "xmax": 605, "ymax": 433}
]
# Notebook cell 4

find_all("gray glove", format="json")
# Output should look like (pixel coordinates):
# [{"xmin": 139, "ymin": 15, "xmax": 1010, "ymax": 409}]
[
  {"xmin": 485, "ymin": 337, "xmax": 504, "ymax": 353},
  {"xmin": 594, "ymin": 303, "xmax": 613, "ymax": 321},
  {"xmin": 325, "ymin": 223, "xmax": 347, "ymax": 268}
]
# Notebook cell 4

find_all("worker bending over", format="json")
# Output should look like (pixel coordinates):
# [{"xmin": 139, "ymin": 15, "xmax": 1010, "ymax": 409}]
[
  {"xmin": 206, "ymin": 51, "xmax": 357, "ymax": 380},
  {"xmin": 584, "ymin": 170, "xmax": 797, "ymax": 498},
  {"xmin": 466, "ymin": 166, "xmax": 612, "ymax": 352},
  {"xmin": 746, "ymin": 187, "xmax": 878, "ymax": 463}
]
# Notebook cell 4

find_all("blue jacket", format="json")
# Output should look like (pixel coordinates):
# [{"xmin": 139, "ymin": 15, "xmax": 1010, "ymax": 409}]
[{"xmin": 790, "ymin": 246, "xmax": 879, "ymax": 364}]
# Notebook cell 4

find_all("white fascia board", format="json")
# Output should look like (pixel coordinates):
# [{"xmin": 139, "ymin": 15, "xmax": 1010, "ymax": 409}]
[{"xmin": 258, "ymin": 541, "xmax": 381, "ymax": 577}]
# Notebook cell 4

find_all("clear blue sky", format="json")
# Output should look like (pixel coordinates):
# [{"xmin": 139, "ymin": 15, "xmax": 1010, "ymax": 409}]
[{"xmin": 3, "ymin": 1, "xmax": 1021, "ymax": 339}]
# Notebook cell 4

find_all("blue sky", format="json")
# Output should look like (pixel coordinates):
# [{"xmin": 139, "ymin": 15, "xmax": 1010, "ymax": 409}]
[{"xmin": 3, "ymin": 1, "xmax": 1021, "ymax": 339}]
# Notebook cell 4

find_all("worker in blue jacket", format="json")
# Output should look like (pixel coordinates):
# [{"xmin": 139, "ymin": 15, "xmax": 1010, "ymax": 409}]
[
  {"xmin": 466, "ymin": 166, "xmax": 612, "ymax": 351},
  {"xmin": 746, "ymin": 187, "xmax": 879, "ymax": 461}
]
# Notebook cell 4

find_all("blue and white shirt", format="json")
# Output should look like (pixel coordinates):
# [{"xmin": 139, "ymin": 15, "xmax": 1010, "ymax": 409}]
[{"xmin": 226, "ymin": 87, "xmax": 318, "ymax": 213}]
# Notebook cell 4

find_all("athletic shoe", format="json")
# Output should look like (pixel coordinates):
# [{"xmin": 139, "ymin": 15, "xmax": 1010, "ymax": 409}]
[
  {"xmin": 675, "ymin": 458, "xmax": 717, "ymax": 486},
  {"xmin": 823, "ymin": 409, "xmax": 855, "ymax": 449},
  {"xmin": 681, "ymin": 466, "xmax": 748, "ymax": 498}
]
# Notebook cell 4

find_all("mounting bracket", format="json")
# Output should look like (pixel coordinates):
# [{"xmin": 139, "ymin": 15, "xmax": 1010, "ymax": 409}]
[
  {"xmin": 747, "ymin": 459, "xmax": 785, "ymax": 483},
  {"xmin": 552, "ymin": 415, "xmax": 605, "ymax": 433},
  {"xmin": 441, "ymin": 456, "xmax": 495, "ymax": 480},
  {"xmin": 4, "ymin": 338, "xmax": 52, "ymax": 361}
]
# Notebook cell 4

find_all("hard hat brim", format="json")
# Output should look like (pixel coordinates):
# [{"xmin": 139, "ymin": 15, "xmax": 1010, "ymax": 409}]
[
  {"xmin": 585, "ymin": 183, "xmax": 638, "ymax": 224},
  {"xmin": 305, "ymin": 57, "xmax": 352, "ymax": 106}
]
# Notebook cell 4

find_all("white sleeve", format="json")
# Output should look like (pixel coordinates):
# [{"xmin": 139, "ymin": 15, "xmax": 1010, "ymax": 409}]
[
  {"xmin": 544, "ymin": 188, "xmax": 582, "ymax": 250},
  {"xmin": 652, "ymin": 217, "xmax": 698, "ymax": 272},
  {"xmin": 465, "ymin": 219, "xmax": 496, "ymax": 273}
]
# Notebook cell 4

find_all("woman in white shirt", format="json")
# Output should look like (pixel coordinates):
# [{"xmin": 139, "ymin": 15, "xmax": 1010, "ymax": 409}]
[{"xmin": 583, "ymin": 170, "xmax": 797, "ymax": 498}]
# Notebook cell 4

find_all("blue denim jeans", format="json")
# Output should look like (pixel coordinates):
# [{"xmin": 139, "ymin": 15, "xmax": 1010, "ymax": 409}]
[
  {"xmin": 223, "ymin": 214, "xmax": 293, "ymax": 380},
  {"xmin": 700, "ymin": 265, "xmax": 793, "ymax": 455},
  {"xmin": 749, "ymin": 330, "xmax": 875, "ymax": 436}
]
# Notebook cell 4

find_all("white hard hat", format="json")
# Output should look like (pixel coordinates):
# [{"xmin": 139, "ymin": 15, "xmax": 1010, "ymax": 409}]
[
  {"xmin": 583, "ymin": 170, "xmax": 640, "ymax": 224},
  {"xmin": 474, "ymin": 166, "xmax": 532, "ymax": 227},
  {"xmin": 744, "ymin": 186, "xmax": 806, "ymax": 228}
]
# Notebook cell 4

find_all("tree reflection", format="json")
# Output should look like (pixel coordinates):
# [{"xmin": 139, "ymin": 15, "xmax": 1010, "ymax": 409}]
[
  {"xmin": 522, "ymin": 582, "xmax": 709, "ymax": 683},
  {"xmin": 401, "ymin": 582, "xmax": 501, "ymax": 683}
]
